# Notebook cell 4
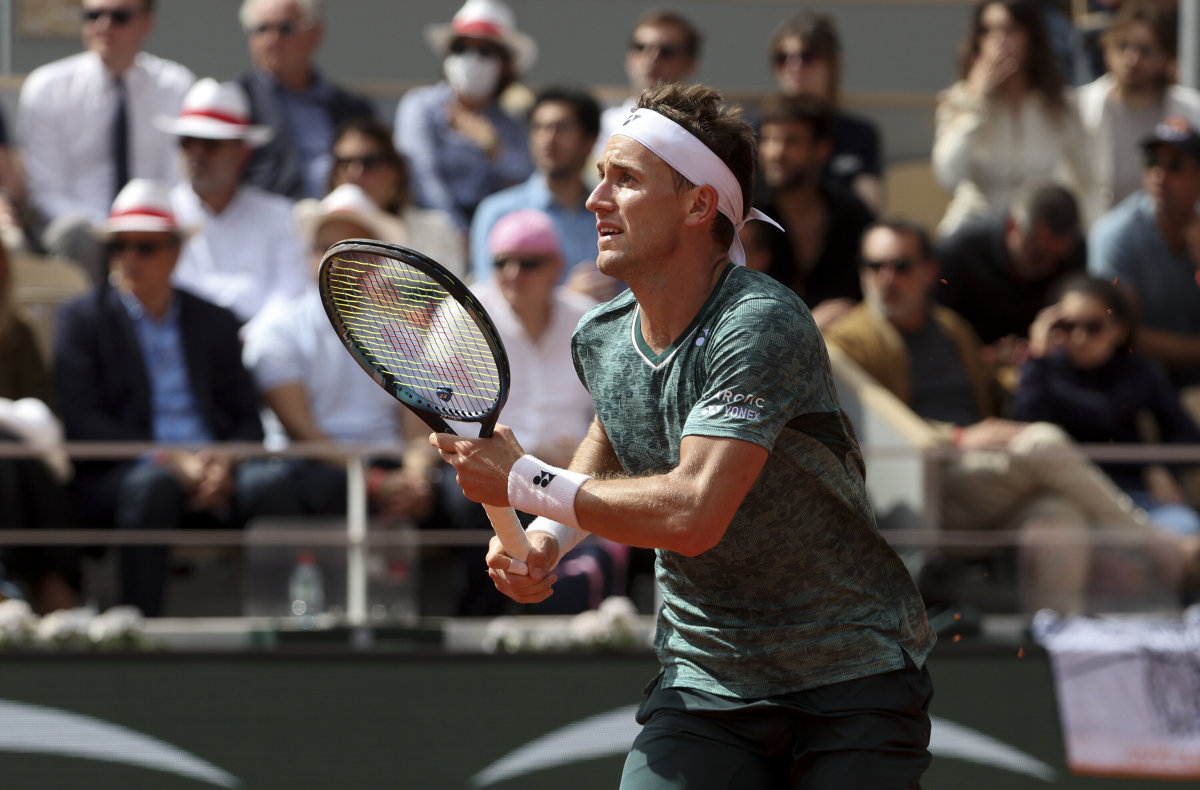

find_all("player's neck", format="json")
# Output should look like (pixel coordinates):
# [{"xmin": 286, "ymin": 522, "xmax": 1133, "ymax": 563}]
[{"xmin": 634, "ymin": 250, "xmax": 728, "ymax": 353}]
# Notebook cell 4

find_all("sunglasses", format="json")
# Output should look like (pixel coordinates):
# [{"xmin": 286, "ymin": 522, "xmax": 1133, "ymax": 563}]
[
  {"xmin": 334, "ymin": 153, "xmax": 388, "ymax": 171},
  {"xmin": 773, "ymin": 49, "xmax": 819, "ymax": 67},
  {"xmin": 82, "ymin": 7, "xmax": 140, "ymax": 25},
  {"xmin": 450, "ymin": 39, "xmax": 501, "ymax": 59},
  {"xmin": 109, "ymin": 239, "xmax": 175, "ymax": 256},
  {"xmin": 861, "ymin": 258, "xmax": 914, "ymax": 275},
  {"xmin": 629, "ymin": 41, "xmax": 683, "ymax": 59},
  {"xmin": 493, "ymin": 256, "xmax": 549, "ymax": 272},
  {"xmin": 1051, "ymin": 318, "xmax": 1109, "ymax": 336},
  {"xmin": 246, "ymin": 19, "xmax": 311, "ymax": 37},
  {"xmin": 179, "ymin": 136, "xmax": 231, "ymax": 151},
  {"xmin": 1142, "ymin": 149, "xmax": 1192, "ymax": 173}
]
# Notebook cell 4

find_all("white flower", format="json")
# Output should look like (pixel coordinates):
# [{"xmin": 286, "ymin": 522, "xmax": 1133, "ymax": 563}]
[
  {"xmin": 0, "ymin": 599, "xmax": 36, "ymax": 646},
  {"xmin": 88, "ymin": 606, "xmax": 144, "ymax": 645},
  {"xmin": 35, "ymin": 607, "xmax": 95, "ymax": 647}
]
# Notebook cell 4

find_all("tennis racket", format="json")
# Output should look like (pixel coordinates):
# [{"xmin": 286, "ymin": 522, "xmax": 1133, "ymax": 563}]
[{"xmin": 319, "ymin": 239, "xmax": 531, "ymax": 575}]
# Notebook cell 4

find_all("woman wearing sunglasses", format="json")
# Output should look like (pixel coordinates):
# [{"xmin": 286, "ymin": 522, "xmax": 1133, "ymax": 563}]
[{"xmin": 393, "ymin": 0, "xmax": 535, "ymax": 234}]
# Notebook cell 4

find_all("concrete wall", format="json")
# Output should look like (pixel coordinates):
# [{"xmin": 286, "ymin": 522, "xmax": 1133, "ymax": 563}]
[{"xmin": 1, "ymin": 0, "xmax": 977, "ymax": 163}]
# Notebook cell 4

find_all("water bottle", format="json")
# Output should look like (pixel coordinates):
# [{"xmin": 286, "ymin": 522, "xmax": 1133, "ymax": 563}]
[{"xmin": 288, "ymin": 550, "xmax": 324, "ymax": 627}]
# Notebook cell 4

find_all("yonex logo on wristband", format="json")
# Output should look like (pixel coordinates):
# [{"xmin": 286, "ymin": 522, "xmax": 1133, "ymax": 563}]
[{"xmin": 533, "ymin": 471, "xmax": 556, "ymax": 487}]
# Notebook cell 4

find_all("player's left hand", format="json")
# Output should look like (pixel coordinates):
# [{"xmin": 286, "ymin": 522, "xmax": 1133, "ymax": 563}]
[
  {"xmin": 486, "ymin": 532, "xmax": 559, "ymax": 603},
  {"xmin": 430, "ymin": 424, "xmax": 526, "ymax": 506}
]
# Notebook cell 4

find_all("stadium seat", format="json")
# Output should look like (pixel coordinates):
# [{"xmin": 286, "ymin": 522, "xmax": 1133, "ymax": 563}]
[
  {"xmin": 9, "ymin": 251, "xmax": 91, "ymax": 363},
  {"xmin": 882, "ymin": 159, "xmax": 951, "ymax": 234}
]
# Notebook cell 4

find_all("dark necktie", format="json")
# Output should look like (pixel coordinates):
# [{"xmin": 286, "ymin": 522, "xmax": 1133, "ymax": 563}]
[{"xmin": 112, "ymin": 75, "xmax": 130, "ymax": 200}]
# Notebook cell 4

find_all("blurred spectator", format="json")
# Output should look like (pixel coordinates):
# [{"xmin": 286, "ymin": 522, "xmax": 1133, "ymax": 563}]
[
  {"xmin": 1037, "ymin": 0, "xmax": 1090, "ymax": 85},
  {"xmin": 52, "ymin": 180, "xmax": 286, "ymax": 617},
  {"xmin": 18, "ymin": 0, "xmax": 194, "ymax": 281},
  {"xmin": 1016, "ymin": 275, "xmax": 1200, "ymax": 536},
  {"xmin": 439, "ymin": 208, "xmax": 616, "ymax": 614},
  {"xmin": 395, "ymin": 0, "xmax": 535, "ymax": 230},
  {"xmin": 593, "ymin": 9, "xmax": 701, "ymax": 159},
  {"xmin": 470, "ymin": 87, "xmax": 621, "ymax": 300},
  {"xmin": 0, "ymin": 106, "xmax": 29, "ymax": 252},
  {"xmin": 933, "ymin": 0, "xmax": 1096, "ymax": 237},
  {"xmin": 241, "ymin": 184, "xmax": 435, "ymax": 523},
  {"xmin": 0, "ymin": 242, "xmax": 78, "ymax": 613},
  {"xmin": 326, "ymin": 118, "xmax": 464, "ymax": 278},
  {"xmin": 155, "ymin": 79, "xmax": 308, "ymax": 331},
  {"xmin": 935, "ymin": 179, "xmax": 1085, "ymax": 374},
  {"xmin": 767, "ymin": 11, "xmax": 883, "ymax": 212},
  {"xmin": 1078, "ymin": 2, "xmax": 1200, "ymax": 211},
  {"xmin": 824, "ymin": 220, "xmax": 1157, "ymax": 612},
  {"xmin": 237, "ymin": 0, "xmax": 375, "ymax": 200},
  {"xmin": 1087, "ymin": 116, "xmax": 1200, "ymax": 389},
  {"xmin": 744, "ymin": 94, "xmax": 872, "ymax": 329}
]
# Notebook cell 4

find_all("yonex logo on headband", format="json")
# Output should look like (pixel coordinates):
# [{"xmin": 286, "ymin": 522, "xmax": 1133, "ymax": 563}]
[{"xmin": 614, "ymin": 109, "xmax": 783, "ymax": 266}]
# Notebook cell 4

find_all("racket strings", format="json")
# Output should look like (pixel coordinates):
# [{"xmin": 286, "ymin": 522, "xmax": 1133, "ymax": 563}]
[{"xmin": 325, "ymin": 253, "xmax": 501, "ymax": 419}]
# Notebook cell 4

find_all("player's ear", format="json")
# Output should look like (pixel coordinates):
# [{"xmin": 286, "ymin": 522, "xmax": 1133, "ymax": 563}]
[{"xmin": 683, "ymin": 184, "xmax": 720, "ymax": 228}]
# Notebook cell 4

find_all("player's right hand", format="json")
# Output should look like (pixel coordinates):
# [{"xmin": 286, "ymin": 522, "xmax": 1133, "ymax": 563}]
[{"xmin": 486, "ymin": 532, "xmax": 559, "ymax": 604}]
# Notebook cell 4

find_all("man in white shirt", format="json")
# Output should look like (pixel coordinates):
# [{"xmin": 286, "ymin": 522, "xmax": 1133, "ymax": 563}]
[
  {"xmin": 1078, "ymin": 1, "xmax": 1200, "ymax": 211},
  {"xmin": 155, "ymin": 79, "xmax": 308, "ymax": 331},
  {"xmin": 17, "ymin": 0, "xmax": 194, "ymax": 281}
]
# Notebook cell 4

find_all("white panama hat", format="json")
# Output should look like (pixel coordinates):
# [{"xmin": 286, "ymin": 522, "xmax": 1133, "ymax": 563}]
[
  {"xmin": 294, "ymin": 184, "xmax": 408, "ymax": 247},
  {"xmin": 154, "ymin": 78, "xmax": 274, "ymax": 147},
  {"xmin": 424, "ymin": 0, "xmax": 538, "ymax": 74},
  {"xmin": 93, "ymin": 179, "xmax": 198, "ymax": 239}
]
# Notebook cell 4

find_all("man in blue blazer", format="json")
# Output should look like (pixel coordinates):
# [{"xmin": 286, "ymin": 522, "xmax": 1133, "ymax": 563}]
[{"xmin": 53, "ymin": 179, "xmax": 286, "ymax": 616}]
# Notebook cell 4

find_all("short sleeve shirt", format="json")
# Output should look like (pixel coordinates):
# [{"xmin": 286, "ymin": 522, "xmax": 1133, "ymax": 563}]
[{"xmin": 571, "ymin": 265, "xmax": 934, "ymax": 698}]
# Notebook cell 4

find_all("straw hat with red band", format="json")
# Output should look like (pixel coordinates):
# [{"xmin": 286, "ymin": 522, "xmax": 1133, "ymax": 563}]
[
  {"xmin": 93, "ymin": 179, "xmax": 199, "ymax": 239},
  {"xmin": 154, "ymin": 78, "xmax": 274, "ymax": 147},
  {"xmin": 424, "ymin": 0, "xmax": 537, "ymax": 74},
  {"xmin": 293, "ymin": 183, "xmax": 408, "ymax": 247}
]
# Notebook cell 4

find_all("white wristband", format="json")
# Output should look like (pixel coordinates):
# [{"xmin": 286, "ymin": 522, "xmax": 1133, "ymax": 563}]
[
  {"xmin": 507, "ymin": 455, "xmax": 591, "ymax": 529},
  {"xmin": 525, "ymin": 516, "xmax": 589, "ymax": 567}
]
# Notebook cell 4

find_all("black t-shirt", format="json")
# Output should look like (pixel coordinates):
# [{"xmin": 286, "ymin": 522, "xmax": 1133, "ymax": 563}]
[
  {"xmin": 903, "ymin": 319, "xmax": 981, "ymax": 427},
  {"xmin": 826, "ymin": 112, "xmax": 882, "ymax": 190}
]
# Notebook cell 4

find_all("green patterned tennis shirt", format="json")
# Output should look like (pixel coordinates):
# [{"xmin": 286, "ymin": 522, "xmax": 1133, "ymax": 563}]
[{"xmin": 572, "ymin": 264, "xmax": 934, "ymax": 698}]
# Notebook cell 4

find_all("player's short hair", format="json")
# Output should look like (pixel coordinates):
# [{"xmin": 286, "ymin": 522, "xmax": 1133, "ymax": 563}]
[
  {"xmin": 239, "ymin": 0, "xmax": 323, "ymax": 29},
  {"xmin": 530, "ymin": 87, "xmax": 602, "ymax": 141},
  {"xmin": 636, "ymin": 83, "xmax": 757, "ymax": 254},
  {"xmin": 632, "ymin": 8, "xmax": 702, "ymax": 59},
  {"xmin": 1010, "ymin": 180, "xmax": 1081, "ymax": 236},
  {"xmin": 757, "ymin": 94, "xmax": 835, "ymax": 142}
]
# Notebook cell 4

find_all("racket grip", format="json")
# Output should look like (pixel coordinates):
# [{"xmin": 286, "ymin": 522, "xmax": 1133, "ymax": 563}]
[{"xmin": 483, "ymin": 504, "xmax": 531, "ymax": 576}]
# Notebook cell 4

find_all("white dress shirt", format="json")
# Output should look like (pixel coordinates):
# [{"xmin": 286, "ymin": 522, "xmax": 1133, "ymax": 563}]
[
  {"xmin": 472, "ymin": 279, "xmax": 597, "ymax": 452},
  {"xmin": 170, "ymin": 183, "xmax": 308, "ymax": 327},
  {"xmin": 18, "ymin": 51, "xmax": 194, "ymax": 222}
]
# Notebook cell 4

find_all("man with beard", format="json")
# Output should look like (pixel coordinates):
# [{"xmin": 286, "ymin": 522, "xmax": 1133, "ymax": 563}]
[{"xmin": 743, "ymin": 94, "xmax": 873, "ymax": 330}]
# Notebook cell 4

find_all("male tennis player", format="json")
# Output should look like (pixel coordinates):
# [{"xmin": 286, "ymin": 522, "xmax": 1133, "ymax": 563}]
[{"xmin": 433, "ymin": 83, "xmax": 936, "ymax": 789}]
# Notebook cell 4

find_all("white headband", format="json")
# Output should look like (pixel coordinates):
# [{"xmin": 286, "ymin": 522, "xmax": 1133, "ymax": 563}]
[{"xmin": 613, "ymin": 108, "xmax": 783, "ymax": 266}]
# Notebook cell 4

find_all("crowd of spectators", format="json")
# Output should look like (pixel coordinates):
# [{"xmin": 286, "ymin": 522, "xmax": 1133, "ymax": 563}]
[{"xmin": 1, "ymin": 0, "xmax": 1199, "ymax": 616}]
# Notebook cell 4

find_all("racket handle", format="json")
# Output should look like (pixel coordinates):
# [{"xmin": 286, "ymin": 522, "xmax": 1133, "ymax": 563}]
[{"xmin": 483, "ymin": 504, "xmax": 531, "ymax": 576}]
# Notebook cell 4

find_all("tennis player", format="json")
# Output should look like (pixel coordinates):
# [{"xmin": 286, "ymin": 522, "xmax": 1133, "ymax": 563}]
[{"xmin": 432, "ymin": 82, "xmax": 936, "ymax": 789}]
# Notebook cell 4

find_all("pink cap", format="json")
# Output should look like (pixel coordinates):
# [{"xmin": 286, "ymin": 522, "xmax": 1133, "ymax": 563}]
[{"xmin": 487, "ymin": 209, "xmax": 561, "ymax": 259}]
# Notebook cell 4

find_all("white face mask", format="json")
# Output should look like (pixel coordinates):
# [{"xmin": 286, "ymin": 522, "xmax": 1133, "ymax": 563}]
[{"xmin": 444, "ymin": 52, "xmax": 501, "ymax": 101}]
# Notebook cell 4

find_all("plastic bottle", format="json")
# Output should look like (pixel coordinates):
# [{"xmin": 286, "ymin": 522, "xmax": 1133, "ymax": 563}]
[{"xmin": 288, "ymin": 550, "xmax": 324, "ymax": 626}]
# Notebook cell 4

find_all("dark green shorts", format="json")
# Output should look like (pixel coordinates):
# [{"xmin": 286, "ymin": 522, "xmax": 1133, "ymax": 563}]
[{"xmin": 619, "ymin": 657, "xmax": 933, "ymax": 790}]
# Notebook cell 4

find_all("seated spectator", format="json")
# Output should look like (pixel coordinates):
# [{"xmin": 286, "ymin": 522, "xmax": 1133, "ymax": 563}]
[
  {"xmin": 935, "ymin": 179, "xmax": 1085, "ymax": 376},
  {"xmin": 470, "ymin": 86, "xmax": 622, "ymax": 300},
  {"xmin": 0, "ymin": 105, "xmax": 30, "ymax": 252},
  {"xmin": 155, "ymin": 78, "xmax": 308, "ymax": 330},
  {"xmin": 237, "ymin": 0, "xmax": 375, "ymax": 200},
  {"xmin": 0, "ymin": 242, "xmax": 78, "ymax": 613},
  {"xmin": 52, "ymin": 180, "xmax": 286, "ymax": 616},
  {"xmin": 593, "ymin": 9, "xmax": 701, "ymax": 160},
  {"xmin": 1087, "ymin": 116, "xmax": 1200, "ymax": 389},
  {"xmin": 242, "ymin": 183, "xmax": 436, "ymax": 525},
  {"xmin": 824, "ymin": 219, "xmax": 1174, "ymax": 612},
  {"xmin": 1016, "ymin": 275, "xmax": 1200, "ymax": 536},
  {"xmin": 17, "ymin": 0, "xmax": 194, "ymax": 281},
  {"xmin": 745, "ymin": 94, "xmax": 873, "ymax": 329},
  {"xmin": 1078, "ymin": 1, "xmax": 1200, "ymax": 211},
  {"xmin": 766, "ymin": 11, "xmax": 883, "ymax": 212},
  {"xmin": 327, "ymin": 117, "xmax": 465, "ymax": 279},
  {"xmin": 395, "ymin": 0, "xmax": 536, "ymax": 230},
  {"xmin": 440, "ymin": 208, "xmax": 619, "ymax": 615},
  {"xmin": 933, "ymin": 0, "xmax": 1096, "ymax": 237}
]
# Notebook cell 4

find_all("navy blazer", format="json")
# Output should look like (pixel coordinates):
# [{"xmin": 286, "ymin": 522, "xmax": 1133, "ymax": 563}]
[
  {"xmin": 53, "ymin": 285, "xmax": 264, "ymax": 453},
  {"xmin": 237, "ymin": 69, "xmax": 375, "ymax": 200}
]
